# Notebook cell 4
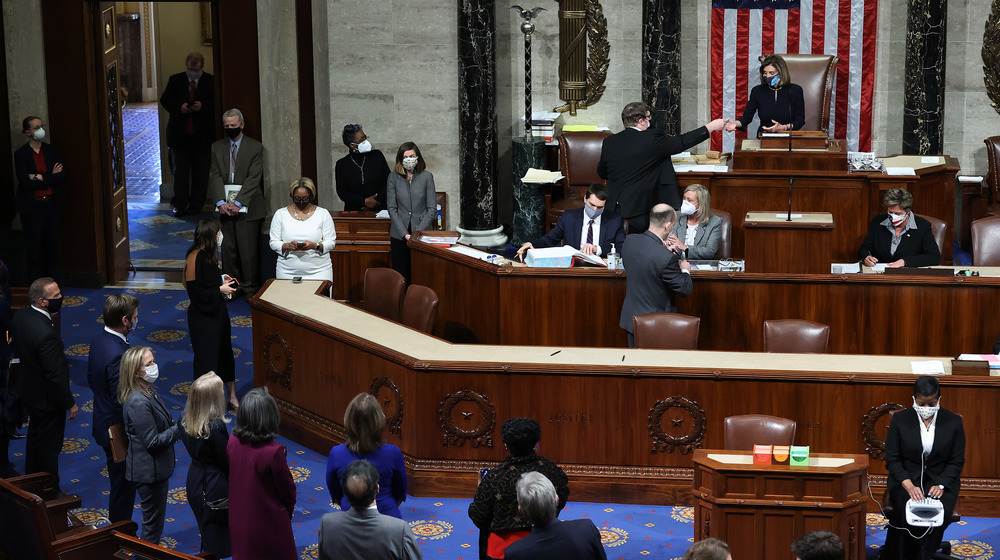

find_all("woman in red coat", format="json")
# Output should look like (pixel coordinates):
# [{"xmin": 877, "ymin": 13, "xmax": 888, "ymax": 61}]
[{"xmin": 227, "ymin": 387, "xmax": 297, "ymax": 559}]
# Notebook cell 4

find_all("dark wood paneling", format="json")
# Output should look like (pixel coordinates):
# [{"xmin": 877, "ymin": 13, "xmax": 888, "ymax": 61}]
[
  {"xmin": 744, "ymin": 225, "xmax": 836, "ymax": 274},
  {"xmin": 295, "ymin": 0, "xmax": 316, "ymax": 182},
  {"xmin": 328, "ymin": 212, "xmax": 391, "ymax": 302},
  {"xmin": 0, "ymin": 4, "xmax": 13, "ymax": 230},
  {"xmin": 215, "ymin": 0, "xmax": 261, "ymax": 141}
]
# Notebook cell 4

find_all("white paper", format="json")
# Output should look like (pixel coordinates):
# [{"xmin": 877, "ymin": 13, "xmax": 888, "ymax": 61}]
[
  {"xmin": 761, "ymin": 132, "xmax": 790, "ymax": 137},
  {"xmin": 695, "ymin": 264, "xmax": 716, "ymax": 271},
  {"xmin": 831, "ymin": 263, "xmax": 862, "ymax": 274},
  {"xmin": 449, "ymin": 245, "xmax": 491, "ymax": 258},
  {"xmin": 920, "ymin": 156, "xmax": 942, "ymax": 164},
  {"xmin": 775, "ymin": 213, "xmax": 803, "ymax": 219},
  {"xmin": 870, "ymin": 264, "xmax": 887, "ymax": 273},
  {"xmin": 673, "ymin": 151, "xmax": 691, "ymax": 158},
  {"xmin": 911, "ymin": 360, "xmax": 946, "ymax": 375},
  {"xmin": 674, "ymin": 164, "xmax": 729, "ymax": 173},
  {"xmin": 886, "ymin": 167, "xmax": 917, "ymax": 176},
  {"xmin": 521, "ymin": 168, "xmax": 565, "ymax": 184},
  {"xmin": 375, "ymin": 210, "xmax": 389, "ymax": 218},
  {"xmin": 420, "ymin": 235, "xmax": 459, "ymax": 244},
  {"xmin": 958, "ymin": 175, "xmax": 984, "ymax": 183}
]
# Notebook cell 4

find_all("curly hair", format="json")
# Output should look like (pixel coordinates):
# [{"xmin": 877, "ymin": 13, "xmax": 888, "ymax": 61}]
[
  {"xmin": 501, "ymin": 417, "xmax": 541, "ymax": 457},
  {"xmin": 342, "ymin": 124, "xmax": 363, "ymax": 147}
]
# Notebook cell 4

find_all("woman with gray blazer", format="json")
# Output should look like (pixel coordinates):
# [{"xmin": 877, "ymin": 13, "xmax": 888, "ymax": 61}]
[
  {"xmin": 119, "ymin": 345, "xmax": 180, "ymax": 545},
  {"xmin": 669, "ymin": 184, "xmax": 723, "ymax": 260},
  {"xmin": 387, "ymin": 142, "xmax": 437, "ymax": 282}
]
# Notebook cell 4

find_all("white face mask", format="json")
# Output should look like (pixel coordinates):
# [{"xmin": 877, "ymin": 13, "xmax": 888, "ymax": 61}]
[
  {"xmin": 142, "ymin": 363, "xmax": 159, "ymax": 383},
  {"xmin": 912, "ymin": 396, "xmax": 939, "ymax": 420},
  {"xmin": 680, "ymin": 200, "xmax": 697, "ymax": 216},
  {"xmin": 402, "ymin": 156, "xmax": 418, "ymax": 171},
  {"xmin": 216, "ymin": 232, "xmax": 224, "ymax": 246},
  {"xmin": 356, "ymin": 139, "xmax": 372, "ymax": 154},
  {"xmin": 890, "ymin": 212, "xmax": 907, "ymax": 226},
  {"xmin": 32, "ymin": 127, "xmax": 45, "ymax": 141},
  {"xmin": 186, "ymin": 69, "xmax": 203, "ymax": 82}
]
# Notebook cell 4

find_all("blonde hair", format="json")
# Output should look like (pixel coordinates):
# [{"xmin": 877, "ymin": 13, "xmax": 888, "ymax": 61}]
[
  {"xmin": 684, "ymin": 184, "xmax": 712, "ymax": 226},
  {"xmin": 183, "ymin": 372, "xmax": 228, "ymax": 438},
  {"xmin": 117, "ymin": 346, "xmax": 152, "ymax": 404},
  {"xmin": 288, "ymin": 177, "xmax": 317, "ymax": 199},
  {"xmin": 344, "ymin": 393, "xmax": 386, "ymax": 456}
]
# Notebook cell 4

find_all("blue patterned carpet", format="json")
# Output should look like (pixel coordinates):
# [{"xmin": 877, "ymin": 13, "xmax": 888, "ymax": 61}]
[{"xmin": 7, "ymin": 286, "xmax": 999, "ymax": 559}]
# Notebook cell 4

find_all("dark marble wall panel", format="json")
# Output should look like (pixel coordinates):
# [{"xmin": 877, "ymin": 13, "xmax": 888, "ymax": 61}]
[
  {"xmin": 903, "ymin": 0, "xmax": 947, "ymax": 154},
  {"xmin": 511, "ymin": 138, "xmax": 546, "ymax": 246},
  {"xmin": 642, "ymin": 0, "xmax": 682, "ymax": 136},
  {"xmin": 458, "ymin": 0, "xmax": 500, "ymax": 230}
]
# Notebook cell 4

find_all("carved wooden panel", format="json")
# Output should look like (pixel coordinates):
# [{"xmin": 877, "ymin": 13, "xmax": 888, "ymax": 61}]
[
  {"xmin": 648, "ymin": 396, "xmax": 706, "ymax": 455},
  {"xmin": 370, "ymin": 377, "xmax": 403, "ymax": 436},
  {"xmin": 262, "ymin": 332, "xmax": 292, "ymax": 389},
  {"xmin": 439, "ymin": 390, "xmax": 495, "ymax": 448},
  {"xmin": 861, "ymin": 402, "xmax": 905, "ymax": 459}
]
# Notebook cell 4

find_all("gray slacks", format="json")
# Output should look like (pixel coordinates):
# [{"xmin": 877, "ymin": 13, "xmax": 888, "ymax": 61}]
[
  {"xmin": 220, "ymin": 215, "xmax": 261, "ymax": 293},
  {"xmin": 134, "ymin": 478, "xmax": 169, "ymax": 545}
]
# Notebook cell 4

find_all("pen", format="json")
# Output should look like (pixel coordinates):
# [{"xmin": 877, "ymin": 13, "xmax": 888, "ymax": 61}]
[{"xmin": 550, "ymin": 350, "xmax": 561, "ymax": 356}]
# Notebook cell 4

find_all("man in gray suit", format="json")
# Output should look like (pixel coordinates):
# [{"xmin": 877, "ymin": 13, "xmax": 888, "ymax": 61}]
[
  {"xmin": 209, "ymin": 107, "xmax": 267, "ymax": 297},
  {"xmin": 318, "ymin": 459, "xmax": 422, "ymax": 560},
  {"xmin": 619, "ymin": 203, "xmax": 693, "ymax": 347}
]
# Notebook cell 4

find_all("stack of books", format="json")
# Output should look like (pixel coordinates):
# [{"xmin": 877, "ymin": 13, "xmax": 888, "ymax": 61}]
[{"xmin": 524, "ymin": 111, "xmax": 560, "ymax": 142}]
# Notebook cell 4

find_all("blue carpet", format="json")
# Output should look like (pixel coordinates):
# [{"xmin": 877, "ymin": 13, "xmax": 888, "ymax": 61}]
[
  {"xmin": 7, "ymin": 286, "xmax": 999, "ymax": 559},
  {"xmin": 127, "ymin": 204, "xmax": 214, "ymax": 268}
]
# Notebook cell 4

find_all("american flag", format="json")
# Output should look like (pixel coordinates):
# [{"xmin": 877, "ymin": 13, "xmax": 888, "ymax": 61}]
[{"xmin": 710, "ymin": 0, "xmax": 878, "ymax": 153}]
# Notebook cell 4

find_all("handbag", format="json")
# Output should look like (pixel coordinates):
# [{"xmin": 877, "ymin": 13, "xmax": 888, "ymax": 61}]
[
  {"xmin": 108, "ymin": 424, "xmax": 127, "ymax": 463},
  {"xmin": 203, "ymin": 492, "xmax": 229, "ymax": 511}
]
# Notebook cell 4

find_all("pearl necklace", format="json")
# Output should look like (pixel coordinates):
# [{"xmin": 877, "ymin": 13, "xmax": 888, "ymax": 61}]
[{"xmin": 290, "ymin": 204, "xmax": 315, "ymax": 221}]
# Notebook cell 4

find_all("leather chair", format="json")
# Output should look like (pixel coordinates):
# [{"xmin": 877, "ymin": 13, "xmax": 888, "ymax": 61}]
[
  {"xmin": 761, "ymin": 54, "xmax": 839, "ymax": 133},
  {"xmin": 713, "ymin": 210, "xmax": 732, "ymax": 259},
  {"xmin": 363, "ymin": 267, "xmax": 406, "ymax": 323},
  {"xmin": 972, "ymin": 215, "xmax": 1000, "ymax": 265},
  {"xmin": 915, "ymin": 214, "xmax": 946, "ymax": 261},
  {"xmin": 763, "ymin": 319, "xmax": 830, "ymax": 353},
  {"xmin": 632, "ymin": 313, "xmax": 701, "ymax": 350},
  {"xmin": 401, "ymin": 284, "xmax": 439, "ymax": 334},
  {"xmin": 548, "ymin": 131, "xmax": 611, "ymax": 231},
  {"xmin": 723, "ymin": 414, "xmax": 797, "ymax": 450},
  {"xmin": 986, "ymin": 136, "xmax": 1000, "ymax": 212}
]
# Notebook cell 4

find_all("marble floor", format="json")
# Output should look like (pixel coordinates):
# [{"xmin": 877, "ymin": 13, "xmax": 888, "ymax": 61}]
[{"xmin": 123, "ymin": 102, "xmax": 162, "ymax": 203}]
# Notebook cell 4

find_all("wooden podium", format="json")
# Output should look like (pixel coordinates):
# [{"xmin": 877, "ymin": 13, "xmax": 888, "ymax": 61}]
[
  {"xmin": 743, "ymin": 212, "xmax": 835, "ymax": 274},
  {"xmin": 692, "ymin": 449, "xmax": 868, "ymax": 560}
]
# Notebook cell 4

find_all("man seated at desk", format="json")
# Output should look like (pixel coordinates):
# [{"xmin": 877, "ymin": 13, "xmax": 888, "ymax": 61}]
[
  {"xmin": 858, "ymin": 188, "xmax": 940, "ymax": 268},
  {"xmin": 516, "ymin": 183, "xmax": 625, "ymax": 259}
]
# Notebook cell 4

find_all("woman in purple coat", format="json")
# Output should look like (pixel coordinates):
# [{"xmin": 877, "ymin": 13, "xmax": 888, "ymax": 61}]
[
  {"xmin": 227, "ymin": 387, "xmax": 297, "ymax": 560},
  {"xmin": 326, "ymin": 392, "xmax": 407, "ymax": 518}
]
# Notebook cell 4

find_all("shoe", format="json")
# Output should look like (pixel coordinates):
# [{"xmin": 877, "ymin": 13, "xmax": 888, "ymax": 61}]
[
  {"xmin": 172, "ymin": 207, "xmax": 187, "ymax": 218},
  {"xmin": 227, "ymin": 402, "xmax": 240, "ymax": 413},
  {"xmin": 10, "ymin": 432, "xmax": 25, "ymax": 440}
]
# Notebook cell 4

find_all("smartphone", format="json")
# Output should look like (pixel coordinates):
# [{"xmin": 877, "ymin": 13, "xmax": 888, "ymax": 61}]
[
  {"xmin": 229, "ymin": 277, "xmax": 240, "ymax": 286},
  {"xmin": 296, "ymin": 241, "xmax": 307, "ymax": 249},
  {"xmin": 292, "ymin": 276, "xmax": 303, "ymax": 284}
]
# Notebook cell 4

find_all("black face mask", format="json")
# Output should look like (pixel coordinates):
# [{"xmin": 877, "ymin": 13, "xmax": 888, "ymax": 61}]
[
  {"xmin": 225, "ymin": 127, "xmax": 242, "ymax": 140},
  {"xmin": 292, "ymin": 197, "xmax": 311, "ymax": 209},
  {"xmin": 45, "ymin": 296, "xmax": 63, "ymax": 314}
]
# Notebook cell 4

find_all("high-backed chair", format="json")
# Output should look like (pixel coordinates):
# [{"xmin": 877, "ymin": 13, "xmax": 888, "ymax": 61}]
[
  {"xmin": 401, "ymin": 284, "xmax": 439, "ymax": 334},
  {"xmin": 986, "ymin": 136, "xmax": 1000, "ymax": 212},
  {"xmin": 972, "ymin": 215, "xmax": 1000, "ymax": 265},
  {"xmin": 762, "ymin": 54, "xmax": 839, "ymax": 133},
  {"xmin": 713, "ymin": 210, "xmax": 732, "ymax": 259},
  {"xmin": 915, "ymin": 214, "xmax": 947, "ymax": 260},
  {"xmin": 632, "ymin": 313, "xmax": 701, "ymax": 350},
  {"xmin": 548, "ymin": 131, "xmax": 611, "ymax": 231},
  {"xmin": 363, "ymin": 267, "xmax": 406, "ymax": 323},
  {"xmin": 763, "ymin": 319, "xmax": 830, "ymax": 353},
  {"xmin": 723, "ymin": 414, "xmax": 797, "ymax": 450}
]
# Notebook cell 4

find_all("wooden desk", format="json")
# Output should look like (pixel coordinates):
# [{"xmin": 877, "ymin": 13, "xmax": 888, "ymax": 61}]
[
  {"xmin": 743, "ymin": 212, "xmax": 835, "ymax": 274},
  {"xmin": 329, "ymin": 212, "xmax": 391, "ymax": 302},
  {"xmin": 410, "ymin": 240, "xmax": 1000, "ymax": 355},
  {"xmin": 249, "ymin": 279, "xmax": 1000, "ymax": 514},
  {"xmin": 693, "ymin": 450, "xmax": 868, "ymax": 560}
]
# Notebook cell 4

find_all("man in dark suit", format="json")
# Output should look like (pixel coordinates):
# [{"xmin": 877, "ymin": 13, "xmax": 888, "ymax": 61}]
[
  {"xmin": 209, "ymin": 107, "xmax": 267, "ymax": 296},
  {"xmin": 318, "ymin": 459, "xmax": 422, "ymax": 560},
  {"xmin": 619, "ymin": 204, "xmax": 693, "ymax": 347},
  {"xmin": 10, "ymin": 277, "xmax": 77, "ymax": 492},
  {"xmin": 597, "ymin": 102, "xmax": 725, "ymax": 233},
  {"xmin": 87, "ymin": 294, "xmax": 139, "ymax": 522},
  {"xmin": 14, "ymin": 116, "xmax": 66, "ymax": 283},
  {"xmin": 160, "ymin": 52, "xmax": 215, "ymax": 216},
  {"xmin": 858, "ymin": 188, "xmax": 940, "ymax": 268},
  {"xmin": 516, "ymin": 183, "xmax": 625, "ymax": 260},
  {"xmin": 504, "ymin": 471, "xmax": 606, "ymax": 560}
]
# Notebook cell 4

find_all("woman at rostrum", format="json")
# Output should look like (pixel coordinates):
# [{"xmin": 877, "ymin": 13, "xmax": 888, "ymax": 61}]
[{"xmin": 387, "ymin": 141, "xmax": 436, "ymax": 282}]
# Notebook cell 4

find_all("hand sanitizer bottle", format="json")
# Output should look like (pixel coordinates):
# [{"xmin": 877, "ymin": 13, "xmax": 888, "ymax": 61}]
[{"xmin": 608, "ymin": 243, "xmax": 619, "ymax": 270}]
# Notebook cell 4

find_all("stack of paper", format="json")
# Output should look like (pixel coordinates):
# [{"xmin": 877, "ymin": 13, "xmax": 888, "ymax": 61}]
[
  {"xmin": 521, "ymin": 168, "xmax": 565, "ymax": 184},
  {"xmin": 957, "ymin": 354, "xmax": 1000, "ymax": 368}
]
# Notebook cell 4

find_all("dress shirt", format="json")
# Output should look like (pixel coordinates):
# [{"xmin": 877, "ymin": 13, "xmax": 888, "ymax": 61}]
[
  {"xmin": 579, "ymin": 213, "xmax": 604, "ymax": 255},
  {"xmin": 881, "ymin": 211, "xmax": 917, "ymax": 256},
  {"xmin": 919, "ymin": 410, "xmax": 938, "ymax": 456},
  {"xmin": 104, "ymin": 325, "xmax": 128, "ymax": 344},
  {"xmin": 216, "ymin": 135, "xmax": 245, "ymax": 208},
  {"xmin": 31, "ymin": 305, "xmax": 51, "ymax": 321},
  {"xmin": 683, "ymin": 223, "xmax": 698, "ymax": 247}
]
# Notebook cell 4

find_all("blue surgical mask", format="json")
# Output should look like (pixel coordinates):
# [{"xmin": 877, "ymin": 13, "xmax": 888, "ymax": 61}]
[
  {"xmin": 768, "ymin": 74, "xmax": 781, "ymax": 87},
  {"xmin": 584, "ymin": 205, "xmax": 603, "ymax": 219}
]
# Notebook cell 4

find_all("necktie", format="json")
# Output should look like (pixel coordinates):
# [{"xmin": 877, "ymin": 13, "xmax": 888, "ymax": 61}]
[
  {"xmin": 586, "ymin": 219, "xmax": 595, "ymax": 246},
  {"xmin": 186, "ymin": 80, "xmax": 196, "ymax": 134},
  {"xmin": 230, "ymin": 142, "xmax": 238, "ymax": 183}
]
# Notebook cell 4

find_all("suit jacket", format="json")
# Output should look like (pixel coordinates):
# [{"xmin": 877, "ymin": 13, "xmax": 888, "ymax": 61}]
[
  {"xmin": 318, "ymin": 506, "xmax": 422, "ymax": 560},
  {"xmin": 504, "ymin": 519, "xmax": 607, "ymax": 560},
  {"xmin": 14, "ymin": 142, "xmax": 66, "ymax": 215},
  {"xmin": 227, "ymin": 436, "xmax": 298, "ymax": 560},
  {"xmin": 387, "ymin": 170, "xmax": 436, "ymax": 240},
  {"xmin": 533, "ymin": 208, "xmax": 626, "ymax": 256},
  {"xmin": 858, "ymin": 213, "xmax": 940, "ymax": 267},
  {"xmin": 737, "ymin": 83, "xmax": 806, "ymax": 132},
  {"xmin": 10, "ymin": 307, "xmax": 74, "ymax": 411},
  {"xmin": 672, "ymin": 214, "xmax": 724, "ymax": 260},
  {"xmin": 208, "ymin": 135, "xmax": 267, "ymax": 221},
  {"xmin": 619, "ymin": 231, "xmax": 693, "ymax": 332},
  {"xmin": 885, "ymin": 407, "xmax": 965, "ymax": 494},
  {"xmin": 159, "ymin": 71, "xmax": 215, "ymax": 148},
  {"xmin": 122, "ymin": 388, "xmax": 178, "ymax": 483},
  {"xmin": 597, "ymin": 126, "xmax": 710, "ymax": 219},
  {"xmin": 87, "ymin": 329, "xmax": 129, "ymax": 448}
]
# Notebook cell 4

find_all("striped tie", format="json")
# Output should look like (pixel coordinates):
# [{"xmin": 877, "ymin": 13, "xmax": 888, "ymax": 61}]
[
  {"xmin": 586, "ymin": 219, "xmax": 595, "ymax": 246},
  {"xmin": 230, "ymin": 142, "xmax": 238, "ymax": 183}
]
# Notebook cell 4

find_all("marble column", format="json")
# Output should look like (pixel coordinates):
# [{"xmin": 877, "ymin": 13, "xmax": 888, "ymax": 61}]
[
  {"xmin": 642, "ymin": 0, "xmax": 682, "ymax": 135},
  {"xmin": 511, "ymin": 137, "xmax": 546, "ymax": 246},
  {"xmin": 902, "ymin": 0, "xmax": 947, "ymax": 154},
  {"xmin": 457, "ymin": 0, "xmax": 506, "ymax": 248}
]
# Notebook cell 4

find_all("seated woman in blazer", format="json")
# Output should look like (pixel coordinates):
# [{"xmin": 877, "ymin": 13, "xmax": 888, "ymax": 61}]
[
  {"xmin": 667, "ymin": 184, "xmax": 723, "ymax": 260},
  {"xmin": 858, "ymin": 188, "xmax": 940, "ymax": 268},
  {"xmin": 387, "ymin": 142, "xmax": 437, "ymax": 282},
  {"xmin": 882, "ymin": 375, "xmax": 964, "ymax": 560}
]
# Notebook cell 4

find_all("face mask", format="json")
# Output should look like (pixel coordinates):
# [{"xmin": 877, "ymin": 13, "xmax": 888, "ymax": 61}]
[
  {"xmin": 186, "ymin": 69, "xmax": 203, "ymax": 82},
  {"xmin": 126, "ymin": 316, "xmax": 138, "ymax": 335},
  {"xmin": 142, "ymin": 363, "xmax": 159, "ymax": 383},
  {"xmin": 890, "ymin": 212, "xmax": 907, "ymax": 226},
  {"xmin": 584, "ymin": 205, "xmax": 603, "ymax": 219},
  {"xmin": 402, "ymin": 156, "xmax": 418, "ymax": 171},
  {"xmin": 216, "ymin": 232, "xmax": 224, "ymax": 246},
  {"xmin": 768, "ymin": 74, "xmax": 781, "ymax": 87},
  {"xmin": 292, "ymin": 196, "xmax": 311, "ymax": 209},
  {"xmin": 356, "ymin": 139, "xmax": 372, "ymax": 154},
  {"xmin": 912, "ymin": 396, "xmax": 939, "ymax": 420},
  {"xmin": 32, "ymin": 127, "xmax": 45, "ymax": 141},
  {"xmin": 681, "ymin": 200, "xmax": 697, "ymax": 216},
  {"xmin": 225, "ymin": 127, "xmax": 242, "ymax": 140},
  {"xmin": 45, "ymin": 296, "xmax": 63, "ymax": 314}
]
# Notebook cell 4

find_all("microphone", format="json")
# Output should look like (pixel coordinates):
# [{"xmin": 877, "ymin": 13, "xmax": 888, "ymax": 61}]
[{"xmin": 786, "ymin": 177, "xmax": 795, "ymax": 222}]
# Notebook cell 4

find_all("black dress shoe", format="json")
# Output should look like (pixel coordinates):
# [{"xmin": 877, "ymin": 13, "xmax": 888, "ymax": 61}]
[{"xmin": 172, "ymin": 207, "xmax": 187, "ymax": 218}]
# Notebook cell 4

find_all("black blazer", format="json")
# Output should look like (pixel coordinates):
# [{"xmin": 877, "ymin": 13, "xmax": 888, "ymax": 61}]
[
  {"xmin": 9, "ymin": 307, "xmax": 74, "ymax": 412},
  {"xmin": 885, "ymin": 407, "xmax": 965, "ymax": 494},
  {"xmin": 597, "ymin": 126, "xmax": 711, "ymax": 219},
  {"xmin": 858, "ymin": 213, "xmax": 941, "ymax": 267},
  {"xmin": 13, "ymin": 142, "xmax": 66, "ymax": 215},
  {"xmin": 619, "ymin": 230, "xmax": 693, "ymax": 332},
  {"xmin": 159, "ymin": 71, "xmax": 216, "ymax": 148},
  {"xmin": 504, "ymin": 518, "xmax": 608, "ymax": 560},
  {"xmin": 533, "ymin": 207, "xmax": 626, "ymax": 256},
  {"xmin": 737, "ymin": 83, "xmax": 806, "ymax": 132},
  {"xmin": 87, "ymin": 329, "xmax": 129, "ymax": 448}
]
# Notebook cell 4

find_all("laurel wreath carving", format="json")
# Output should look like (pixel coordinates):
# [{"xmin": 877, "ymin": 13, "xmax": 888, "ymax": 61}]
[
  {"xmin": 554, "ymin": 0, "xmax": 609, "ymax": 113},
  {"xmin": 860, "ymin": 402, "xmax": 905, "ymax": 460},
  {"xmin": 984, "ymin": 0, "xmax": 1000, "ymax": 115},
  {"xmin": 648, "ymin": 396, "xmax": 707, "ymax": 455}
]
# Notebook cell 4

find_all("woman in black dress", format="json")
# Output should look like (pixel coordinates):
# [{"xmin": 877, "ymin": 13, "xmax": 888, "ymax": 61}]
[
  {"xmin": 724, "ymin": 54, "xmax": 805, "ymax": 135},
  {"xmin": 184, "ymin": 219, "xmax": 239, "ymax": 410},
  {"xmin": 181, "ymin": 372, "xmax": 231, "ymax": 558}
]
